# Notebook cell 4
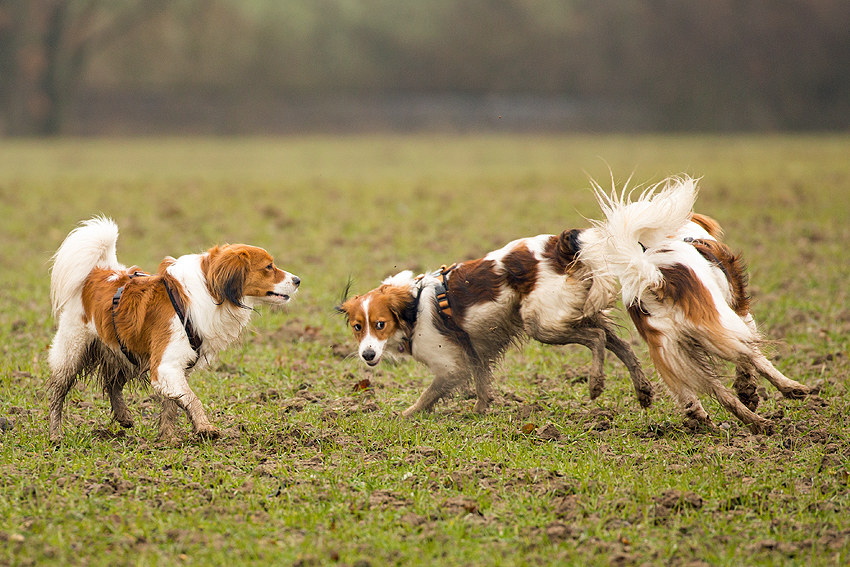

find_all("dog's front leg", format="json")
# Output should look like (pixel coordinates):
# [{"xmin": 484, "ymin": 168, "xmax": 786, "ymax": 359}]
[
  {"xmin": 471, "ymin": 365, "xmax": 494, "ymax": 413},
  {"xmin": 150, "ymin": 342, "xmax": 220, "ymax": 440},
  {"xmin": 402, "ymin": 369, "xmax": 469, "ymax": 417}
]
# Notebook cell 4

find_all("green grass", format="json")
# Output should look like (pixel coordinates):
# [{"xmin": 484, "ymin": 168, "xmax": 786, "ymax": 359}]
[{"xmin": 1, "ymin": 135, "xmax": 849, "ymax": 566}]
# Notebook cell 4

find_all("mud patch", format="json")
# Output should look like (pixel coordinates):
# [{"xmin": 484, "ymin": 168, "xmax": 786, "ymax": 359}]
[
  {"xmin": 366, "ymin": 490, "xmax": 410, "ymax": 511},
  {"xmin": 438, "ymin": 496, "xmax": 481, "ymax": 517},
  {"xmin": 537, "ymin": 423, "xmax": 561, "ymax": 441},
  {"xmin": 84, "ymin": 470, "xmax": 135, "ymax": 496},
  {"xmin": 654, "ymin": 490, "xmax": 703, "ymax": 523}
]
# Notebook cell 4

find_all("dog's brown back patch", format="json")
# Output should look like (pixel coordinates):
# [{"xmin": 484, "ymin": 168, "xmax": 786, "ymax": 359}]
[
  {"xmin": 502, "ymin": 246, "xmax": 538, "ymax": 296},
  {"xmin": 446, "ymin": 259, "xmax": 501, "ymax": 322},
  {"xmin": 656, "ymin": 264, "xmax": 722, "ymax": 329},
  {"xmin": 82, "ymin": 269, "xmax": 177, "ymax": 365}
]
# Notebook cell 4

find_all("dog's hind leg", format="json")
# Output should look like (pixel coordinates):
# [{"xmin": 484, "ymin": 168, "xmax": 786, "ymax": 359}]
[
  {"xmin": 708, "ymin": 381, "xmax": 774, "ymax": 435},
  {"xmin": 749, "ymin": 351, "xmax": 809, "ymax": 399},
  {"xmin": 106, "ymin": 368, "xmax": 135, "ymax": 429},
  {"xmin": 471, "ymin": 365, "xmax": 494, "ymax": 414},
  {"xmin": 47, "ymin": 321, "xmax": 97, "ymax": 443},
  {"xmin": 671, "ymin": 385, "xmax": 713, "ymax": 430},
  {"xmin": 533, "ymin": 325, "xmax": 607, "ymax": 400},
  {"xmin": 733, "ymin": 362, "xmax": 760, "ymax": 411},
  {"xmin": 646, "ymin": 347, "xmax": 713, "ymax": 429},
  {"xmin": 602, "ymin": 325, "xmax": 653, "ymax": 408}
]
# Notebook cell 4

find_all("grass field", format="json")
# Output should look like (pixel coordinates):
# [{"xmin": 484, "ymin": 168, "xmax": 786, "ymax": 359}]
[{"xmin": 1, "ymin": 135, "xmax": 849, "ymax": 566}]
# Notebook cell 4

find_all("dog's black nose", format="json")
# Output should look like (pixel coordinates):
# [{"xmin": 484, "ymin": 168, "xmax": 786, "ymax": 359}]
[
  {"xmin": 362, "ymin": 348, "xmax": 376, "ymax": 362},
  {"xmin": 291, "ymin": 276, "xmax": 301, "ymax": 287}
]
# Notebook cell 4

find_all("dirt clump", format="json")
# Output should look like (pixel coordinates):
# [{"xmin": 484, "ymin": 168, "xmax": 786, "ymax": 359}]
[
  {"xmin": 654, "ymin": 490, "xmax": 703, "ymax": 523},
  {"xmin": 537, "ymin": 423, "xmax": 561, "ymax": 441},
  {"xmin": 544, "ymin": 522, "xmax": 573, "ymax": 543},
  {"xmin": 439, "ymin": 496, "xmax": 481, "ymax": 517}
]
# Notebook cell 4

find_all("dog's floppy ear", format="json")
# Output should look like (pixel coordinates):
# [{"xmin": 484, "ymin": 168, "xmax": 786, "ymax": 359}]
[
  {"xmin": 206, "ymin": 246, "xmax": 250, "ymax": 308},
  {"xmin": 380, "ymin": 285, "xmax": 417, "ymax": 327}
]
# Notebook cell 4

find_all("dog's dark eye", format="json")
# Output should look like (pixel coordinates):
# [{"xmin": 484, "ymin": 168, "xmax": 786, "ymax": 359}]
[
  {"xmin": 266, "ymin": 263, "xmax": 274, "ymax": 271},
  {"xmin": 353, "ymin": 323, "xmax": 362, "ymax": 332},
  {"xmin": 375, "ymin": 321, "xmax": 386, "ymax": 330}
]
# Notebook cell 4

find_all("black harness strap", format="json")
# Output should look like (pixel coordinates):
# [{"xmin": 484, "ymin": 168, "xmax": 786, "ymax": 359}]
[
  {"xmin": 687, "ymin": 238, "xmax": 733, "ymax": 283},
  {"xmin": 161, "ymin": 279, "xmax": 203, "ymax": 368},
  {"xmin": 111, "ymin": 271, "xmax": 149, "ymax": 366}
]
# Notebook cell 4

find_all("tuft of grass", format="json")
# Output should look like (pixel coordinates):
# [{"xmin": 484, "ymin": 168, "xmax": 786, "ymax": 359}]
[{"xmin": 1, "ymin": 135, "xmax": 849, "ymax": 566}]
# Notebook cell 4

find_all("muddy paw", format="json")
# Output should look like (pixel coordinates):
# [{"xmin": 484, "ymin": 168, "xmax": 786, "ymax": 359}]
[
  {"xmin": 636, "ymin": 386, "xmax": 654, "ymax": 409},
  {"xmin": 195, "ymin": 427, "xmax": 221, "ymax": 440},
  {"xmin": 736, "ymin": 389, "xmax": 760, "ymax": 412},
  {"xmin": 115, "ymin": 416, "xmax": 134, "ymax": 429},
  {"xmin": 782, "ymin": 386, "xmax": 810, "ymax": 400},
  {"xmin": 683, "ymin": 417, "xmax": 716, "ymax": 433},
  {"xmin": 588, "ymin": 386, "xmax": 604, "ymax": 401}
]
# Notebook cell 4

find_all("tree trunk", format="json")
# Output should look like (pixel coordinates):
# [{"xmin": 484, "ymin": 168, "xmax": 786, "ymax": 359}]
[{"xmin": 36, "ymin": 1, "xmax": 68, "ymax": 135}]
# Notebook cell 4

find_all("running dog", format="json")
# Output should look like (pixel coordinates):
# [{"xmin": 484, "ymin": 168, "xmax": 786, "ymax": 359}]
[
  {"xmin": 338, "ymin": 231, "xmax": 653, "ymax": 417},
  {"xmin": 579, "ymin": 177, "xmax": 809, "ymax": 433}
]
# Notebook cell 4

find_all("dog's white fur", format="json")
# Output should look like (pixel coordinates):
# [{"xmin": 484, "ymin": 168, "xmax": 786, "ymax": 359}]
[
  {"xmin": 339, "ymin": 232, "xmax": 653, "ymax": 417},
  {"xmin": 580, "ymin": 177, "xmax": 809, "ymax": 432},
  {"xmin": 48, "ymin": 217, "xmax": 300, "ymax": 442}
]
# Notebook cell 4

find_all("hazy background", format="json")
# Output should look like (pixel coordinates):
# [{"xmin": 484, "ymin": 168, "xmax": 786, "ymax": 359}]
[{"xmin": 2, "ymin": 0, "xmax": 849, "ymax": 136}]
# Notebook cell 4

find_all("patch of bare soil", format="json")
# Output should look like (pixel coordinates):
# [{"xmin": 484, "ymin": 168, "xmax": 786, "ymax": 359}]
[
  {"xmin": 653, "ymin": 490, "xmax": 704, "ymax": 524},
  {"xmin": 438, "ymin": 495, "xmax": 482, "ymax": 517}
]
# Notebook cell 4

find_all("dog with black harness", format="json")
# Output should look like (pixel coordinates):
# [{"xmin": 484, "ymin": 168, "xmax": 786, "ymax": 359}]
[
  {"xmin": 47, "ymin": 216, "xmax": 300, "ymax": 442},
  {"xmin": 338, "ymin": 230, "xmax": 653, "ymax": 417}
]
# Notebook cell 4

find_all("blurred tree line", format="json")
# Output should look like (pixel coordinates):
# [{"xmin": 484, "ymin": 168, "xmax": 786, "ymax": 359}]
[{"xmin": 1, "ymin": 0, "xmax": 848, "ymax": 135}]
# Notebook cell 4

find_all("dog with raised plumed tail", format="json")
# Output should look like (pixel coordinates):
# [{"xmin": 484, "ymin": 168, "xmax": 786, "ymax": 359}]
[
  {"xmin": 48, "ymin": 217, "xmax": 300, "ymax": 442},
  {"xmin": 579, "ymin": 176, "xmax": 809, "ymax": 433}
]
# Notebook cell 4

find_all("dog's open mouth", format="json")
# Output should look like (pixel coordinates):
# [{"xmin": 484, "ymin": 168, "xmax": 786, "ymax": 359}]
[{"xmin": 266, "ymin": 292, "xmax": 290, "ymax": 300}]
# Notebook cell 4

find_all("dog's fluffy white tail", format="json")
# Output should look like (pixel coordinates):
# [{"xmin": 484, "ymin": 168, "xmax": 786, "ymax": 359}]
[
  {"xmin": 50, "ymin": 217, "xmax": 123, "ymax": 318},
  {"xmin": 580, "ymin": 176, "xmax": 699, "ymax": 307}
]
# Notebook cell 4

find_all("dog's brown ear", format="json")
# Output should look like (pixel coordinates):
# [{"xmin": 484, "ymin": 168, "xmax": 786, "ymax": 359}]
[
  {"xmin": 381, "ymin": 285, "xmax": 417, "ymax": 327},
  {"xmin": 205, "ymin": 246, "xmax": 250, "ymax": 308},
  {"xmin": 336, "ymin": 296, "xmax": 359, "ymax": 316}
]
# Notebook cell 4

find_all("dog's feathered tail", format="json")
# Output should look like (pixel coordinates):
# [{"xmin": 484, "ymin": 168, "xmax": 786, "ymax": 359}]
[
  {"xmin": 579, "ymin": 176, "xmax": 699, "ymax": 307},
  {"xmin": 50, "ymin": 216, "xmax": 124, "ymax": 318}
]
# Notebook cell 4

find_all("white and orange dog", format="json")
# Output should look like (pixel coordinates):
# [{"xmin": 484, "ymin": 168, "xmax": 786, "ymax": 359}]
[
  {"xmin": 338, "ymin": 231, "xmax": 653, "ymax": 417},
  {"xmin": 580, "ymin": 177, "xmax": 809, "ymax": 433},
  {"xmin": 48, "ymin": 217, "xmax": 300, "ymax": 442}
]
